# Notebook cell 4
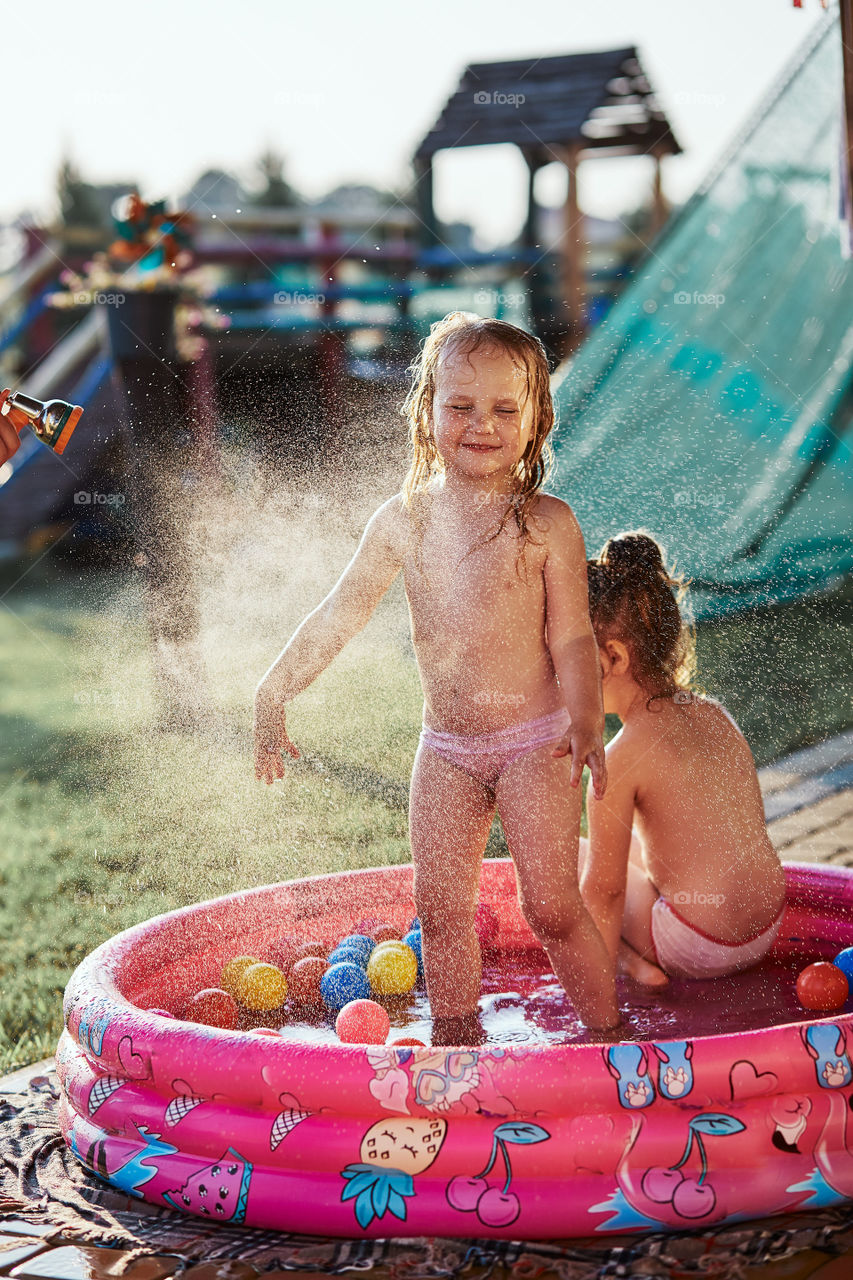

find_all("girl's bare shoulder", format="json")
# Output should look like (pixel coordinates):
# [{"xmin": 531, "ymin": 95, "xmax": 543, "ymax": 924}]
[{"xmin": 524, "ymin": 492, "xmax": 583, "ymax": 544}]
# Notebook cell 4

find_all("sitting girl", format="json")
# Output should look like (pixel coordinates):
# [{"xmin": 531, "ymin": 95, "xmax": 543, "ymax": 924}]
[{"xmin": 578, "ymin": 531, "xmax": 786, "ymax": 983}]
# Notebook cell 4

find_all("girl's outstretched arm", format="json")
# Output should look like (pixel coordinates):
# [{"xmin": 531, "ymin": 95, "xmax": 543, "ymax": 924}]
[
  {"xmin": 254, "ymin": 495, "xmax": 405, "ymax": 784},
  {"xmin": 540, "ymin": 497, "xmax": 607, "ymax": 797}
]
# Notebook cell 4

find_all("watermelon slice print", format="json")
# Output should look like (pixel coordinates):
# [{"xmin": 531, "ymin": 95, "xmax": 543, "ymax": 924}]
[{"xmin": 163, "ymin": 1147, "xmax": 252, "ymax": 1223}]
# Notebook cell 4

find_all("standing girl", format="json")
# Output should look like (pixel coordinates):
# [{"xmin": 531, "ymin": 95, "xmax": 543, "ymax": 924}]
[{"xmin": 255, "ymin": 313, "xmax": 620, "ymax": 1040}]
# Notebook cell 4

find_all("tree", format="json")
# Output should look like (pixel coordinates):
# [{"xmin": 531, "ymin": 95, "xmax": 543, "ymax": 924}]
[{"xmin": 252, "ymin": 148, "xmax": 301, "ymax": 208}]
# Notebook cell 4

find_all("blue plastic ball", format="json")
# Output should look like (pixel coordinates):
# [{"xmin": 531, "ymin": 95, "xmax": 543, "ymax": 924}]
[
  {"xmin": 402, "ymin": 930, "xmax": 424, "ymax": 977},
  {"xmin": 338, "ymin": 934, "xmax": 374, "ymax": 960},
  {"xmin": 320, "ymin": 962, "xmax": 370, "ymax": 1012},
  {"xmin": 833, "ymin": 947, "xmax": 853, "ymax": 987},
  {"xmin": 329, "ymin": 944, "xmax": 368, "ymax": 969},
  {"xmin": 408, "ymin": 916, "xmax": 421, "ymax": 933}
]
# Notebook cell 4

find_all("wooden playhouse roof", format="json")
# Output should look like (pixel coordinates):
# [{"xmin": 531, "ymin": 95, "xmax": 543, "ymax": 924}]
[{"xmin": 414, "ymin": 46, "xmax": 682, "ymax": 162}]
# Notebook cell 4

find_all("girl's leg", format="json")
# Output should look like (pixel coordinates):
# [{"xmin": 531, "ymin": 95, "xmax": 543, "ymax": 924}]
[
  {"xmin": 409, "ymin": 739, "xmax": 496, "ymax": 1021},
  {"xmin": 496, "ymin": 746, "xmax": 620, "ymax": 1032}
]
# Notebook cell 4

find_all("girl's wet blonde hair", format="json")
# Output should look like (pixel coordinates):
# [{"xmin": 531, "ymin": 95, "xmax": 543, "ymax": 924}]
[
  {"xmin": 399, "ymin": 312, "xmax": 555, "ymax": 570},
  {"xmin": 587, "ymin": 531, "xmax": 698, "ymax": 710}
]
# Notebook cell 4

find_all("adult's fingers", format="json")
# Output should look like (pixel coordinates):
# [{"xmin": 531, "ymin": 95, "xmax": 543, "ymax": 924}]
[{"xmin": 550, "ymin": 732, "xmax": 572, "ymax": 759}]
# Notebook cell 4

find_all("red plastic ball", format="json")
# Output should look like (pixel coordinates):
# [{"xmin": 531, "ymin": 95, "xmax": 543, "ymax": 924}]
[
  {"xmin": 289, "ymin": 956, "xmax": 329, "ymax": 1005},
  {"xmin": 181, "ymin": 988, "xmax": 239, "ymax": 1029},
  {"xmin": 335, "ymin": 999, "xmax": 391, "ymax": 1044},
  {"xmin": 392, "ymin": 1036, "xmax": 426, "ymax": 1047},
  {"xmin": 796, "ymin": 962, "xmax": 849, "ymax": 1012},
  {"xmin": 372, "ymin": 923, "xmax": 402, "ymax": 943},
  {"xmin": 292, "ymin": 941, "xmax": 328, "ymax": 967}
]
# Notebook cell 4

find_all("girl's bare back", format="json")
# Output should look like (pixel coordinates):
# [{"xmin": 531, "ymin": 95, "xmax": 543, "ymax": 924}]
[{"xmin": 615, "ymin": 697, "xmax": 785, "ymax": 940}]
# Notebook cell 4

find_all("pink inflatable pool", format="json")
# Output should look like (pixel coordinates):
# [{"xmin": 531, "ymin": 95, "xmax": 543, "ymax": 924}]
[{"xmin": 58, "ymin": 860, "xmax": 853, "ymax": 1239}]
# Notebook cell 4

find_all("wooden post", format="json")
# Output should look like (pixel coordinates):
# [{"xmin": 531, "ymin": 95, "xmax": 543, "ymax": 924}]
[
  {"xmin": 521, "ymin": 149, "xmax": 539, "ymax": 249},
  {"xmin": 559, "ymin": 143, "xmax": 586, "ymax": 356},
  {"xmin": 414, "ymin": 154, "xmax": 440, "ymax": 249},
  {"xmin": 650, "ymin": 148, "xmax": 669, "ymax": 239},
  {"xmin": 841, "ymin": 0, "xmax": 853, "ymax": 249}
]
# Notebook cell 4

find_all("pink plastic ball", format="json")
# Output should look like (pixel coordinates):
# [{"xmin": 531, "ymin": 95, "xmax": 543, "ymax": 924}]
[{"xmin": 335, "ymin": 999, "xmax": 391, "ymax": 1045}]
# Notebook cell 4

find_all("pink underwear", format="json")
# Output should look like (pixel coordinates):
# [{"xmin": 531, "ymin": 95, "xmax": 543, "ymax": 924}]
[
  {"xmin": 650, "ymin": 895, "xmax": 786, "ymax": 979},
  {"xmin": 419, "ymin": 706, "xmax": 571, "ymax": 791}
]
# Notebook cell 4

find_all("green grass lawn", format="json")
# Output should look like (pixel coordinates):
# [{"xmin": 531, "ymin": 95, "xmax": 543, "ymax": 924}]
[{"xmin": 2, "ymin": 534, "xmax": 851, "ymax": 1073}]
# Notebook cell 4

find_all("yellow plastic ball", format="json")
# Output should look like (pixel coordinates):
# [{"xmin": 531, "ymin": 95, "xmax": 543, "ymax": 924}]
[
  {"xmin": 220, "ymin": 955, "xmax": 261, "ymax": 998},
  {"xmin": 367, "ymin": 943, "xmax": 417, "ymax": 996},
  {"xmin": 238, "ymin": 962, "xmax": 288, "ymax": 1011}
]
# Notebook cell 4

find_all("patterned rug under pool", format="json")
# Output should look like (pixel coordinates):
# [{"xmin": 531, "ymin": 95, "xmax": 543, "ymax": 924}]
[{"xmin": 4, "ymin": 1072, "xmax": 853, "ymax": 1279}]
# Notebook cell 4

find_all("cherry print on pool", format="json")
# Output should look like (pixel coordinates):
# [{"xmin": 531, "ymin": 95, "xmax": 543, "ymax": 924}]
[
  {"xmin": 445, "ymin": 1122, "xmax": 550, "ymax": 1228},
  {"xmin": 591, "ymin": 1111, "xmax": 745, "ymax": 1230},
  {"xmin": 340, "ymin": 1117, "xmax": 448, "ymax": 1229}
]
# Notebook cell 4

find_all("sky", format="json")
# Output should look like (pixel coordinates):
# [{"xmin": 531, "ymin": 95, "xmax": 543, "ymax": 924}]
[{"xmin": 3, "ymin": 0, "xmax": 828, "ymax": 250}]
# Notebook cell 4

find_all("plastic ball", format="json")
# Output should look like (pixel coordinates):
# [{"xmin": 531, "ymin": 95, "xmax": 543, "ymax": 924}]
[
  {"xmin": 289, "ymin": 956, "xmax": 329, "ymax": 1005},
  {"xmin": 335, "ymin": 999, "xmax": 391, "ymax": 1044},
  {"xmin": 367, "ymin": 943, "xmax": 418, "ymax": 995},
  {"xmin": 329, "ymin": 944, "xmax": 369, "ymax": 969},
  {"xmin": 338, "ymin": 934, "xmax": 374, "ymax": 961},
  {"xmin": 220, "ymin": 955, "xmax": 261, "ymax": 998},
  {"xmin": 355, "ymin": 917, "xmax": 383, "ymax": 935},
  {"xmin": 372, "ymin": 923, "xmax": 402, "ymax": 943},
  {"xmin": 392, "ymin": 1036, "xmax": 426, "ymax": 1047},
  {"xmin": 238, "ymin": 962, "xmax": 288, "ymax": 1011},
  {"xmin": 408, "ymin": 916, "xmax": 421, "ymax": 933},
  {"xmin": 181, "ymin": 988, "xmax": 239, "ymax": 1029},
  {"xmin": 292, "ymin": 941, "xmax": 328, "ymax": 967},
  {"xmin": 796, "ymin": 962, "xmax": 849, "ymax": 1012},
  {"xmin": 474, "ymin": 904, "xmax": 500, "ymax": 946},
  {"xmin": 833, "ymin": 947, "xmax": 853, "ymax": 986},
  {"xmin": 402, "ymin": 930, "xmax": 424, "ymax": 976},
  {"xmin": 320, "ymin": 962, "xmax": 371, "ymax": 1012}
]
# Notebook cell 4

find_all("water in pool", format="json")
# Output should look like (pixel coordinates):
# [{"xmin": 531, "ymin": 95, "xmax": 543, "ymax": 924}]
[{"xmin": 235, "ymin": 947, "xmax": 833, "ymax": 1045}]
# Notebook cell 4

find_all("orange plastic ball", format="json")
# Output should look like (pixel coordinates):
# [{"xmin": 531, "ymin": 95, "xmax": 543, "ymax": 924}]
[
  {"xmin": 289, "ymin": 956, "xmax": 329, "ymax": 1005},
  {"xmin": 796, "ymin": 962, "xmax": 849, "ymax": 1012},
  {"xmin": 392, "ymin": 1036, "xmax": 426, "ymax": 1047}
]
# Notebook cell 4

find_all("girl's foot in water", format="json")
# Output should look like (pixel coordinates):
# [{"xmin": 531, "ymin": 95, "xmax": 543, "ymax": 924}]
[
  {"xmin": 432, "ymin": 1012, "xmax": 485, "ymax": 1047},
  {"xmin": 618, "ymin": 941, "xmax": 669, "ymax": 987}
]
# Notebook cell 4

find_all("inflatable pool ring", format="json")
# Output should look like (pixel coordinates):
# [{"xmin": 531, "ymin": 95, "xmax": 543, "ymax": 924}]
[{"xmin": 57, "ymin": 860, "xmax": 853, "ymax": 1239}]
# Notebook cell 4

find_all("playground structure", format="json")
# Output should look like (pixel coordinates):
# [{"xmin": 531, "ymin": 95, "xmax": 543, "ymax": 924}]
[
  {"xmin": 414, "ymin": 45, "xmax": 680, "ymax": 356},
  {"xmin": 0, "ymin": 11, "xmax": 850, "ymax": 625},
  {"xmin": 0, "ymin": 43, "xmax": 677, "ymax": 559}
]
